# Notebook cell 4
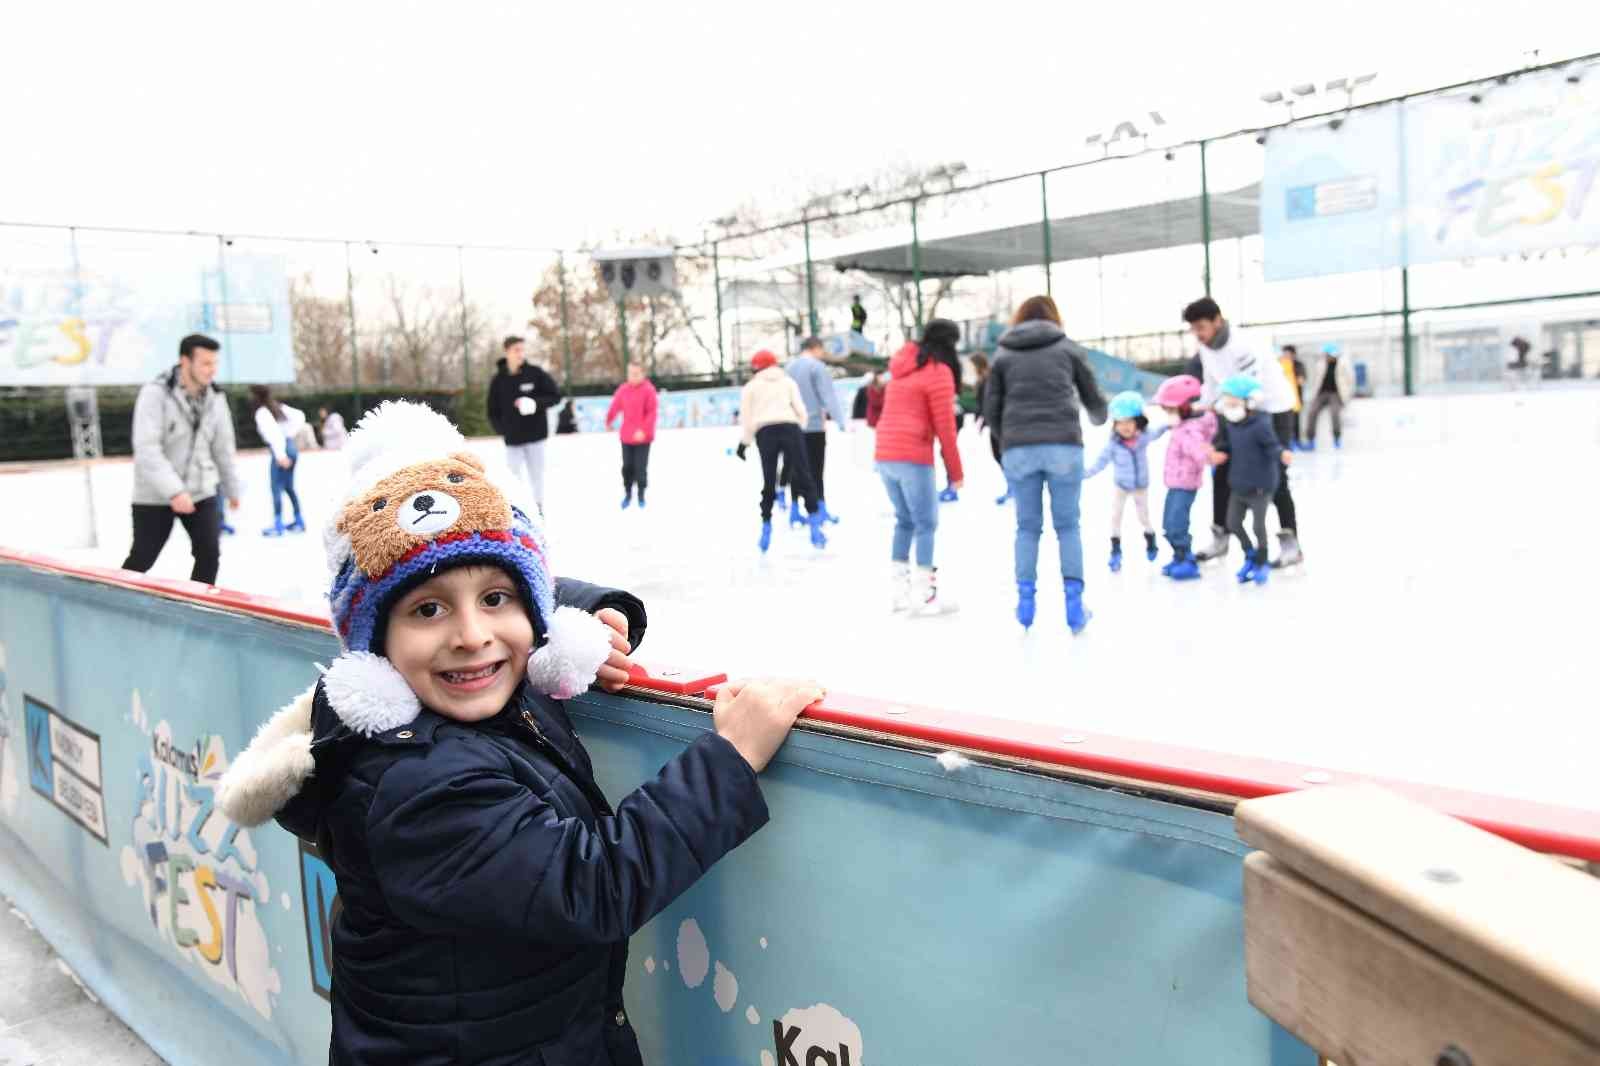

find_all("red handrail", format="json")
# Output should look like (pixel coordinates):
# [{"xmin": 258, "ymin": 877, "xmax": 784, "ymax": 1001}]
[{"xmin": 4, "ymin": 545, "xmax": 1597, "ymax": 861}]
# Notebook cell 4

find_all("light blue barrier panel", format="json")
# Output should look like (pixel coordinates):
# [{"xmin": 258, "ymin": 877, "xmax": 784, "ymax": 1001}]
[{"xmin": 0, "ymin": 558, "xmax": 1313, "ymax": 1065}]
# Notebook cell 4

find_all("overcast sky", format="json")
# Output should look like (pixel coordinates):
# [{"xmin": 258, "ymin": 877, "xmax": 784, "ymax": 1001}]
[{"xmin": 5, "ymin": 2, "xmax": 1597, "ymax": 252}]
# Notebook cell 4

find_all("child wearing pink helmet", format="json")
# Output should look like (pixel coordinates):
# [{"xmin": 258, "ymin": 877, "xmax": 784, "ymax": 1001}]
[{"xmin": 1153, "ymin": 375, "xmax": 1216, "ymax": 580}]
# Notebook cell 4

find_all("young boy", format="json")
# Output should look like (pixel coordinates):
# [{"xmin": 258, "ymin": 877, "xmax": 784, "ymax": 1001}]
[
  {"xmin": 1212, "ymin": 375, "xmax": 1292, "ymax": 586},
  {"xmin": 218, "ymin": 401, "xmax": 818, "ymax": 1065}
]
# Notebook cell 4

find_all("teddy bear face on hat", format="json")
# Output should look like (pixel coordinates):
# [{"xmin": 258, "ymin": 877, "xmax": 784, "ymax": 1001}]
[{"xmin": 338, "ymin": 452, "xmax": 511, "ymax": 578}]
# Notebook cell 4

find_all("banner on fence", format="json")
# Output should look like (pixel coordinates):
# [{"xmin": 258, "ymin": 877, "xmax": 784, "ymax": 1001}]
[
  {"xmin": 0, "ymin": 559, "xmax": 1312, "ymax": 1065},
  {"xmin": 0, "ymin": 247, "xmax": 294, "ymax": 387},
  {"xmin": 1263, "ymin": 65, "xmax": 1600, "ymax": 279}
]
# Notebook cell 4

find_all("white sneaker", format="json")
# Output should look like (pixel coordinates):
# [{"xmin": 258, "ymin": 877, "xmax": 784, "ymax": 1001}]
[
  {"xmin": 890, "ymin": 562, "xmax": 913, "ymax": 612},
  {"xmin": 909, "ymin": 566, "xmax": 959, "ymax": 617}
]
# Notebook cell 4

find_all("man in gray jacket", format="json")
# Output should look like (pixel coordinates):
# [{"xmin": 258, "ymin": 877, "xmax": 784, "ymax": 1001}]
[
  {"xmin": 121, "ymin": 334, "xmax": 241, "ymax": 585},
  {"xmin": 783, "ymin": 337, "xmax": 850, "ymax": 518}
]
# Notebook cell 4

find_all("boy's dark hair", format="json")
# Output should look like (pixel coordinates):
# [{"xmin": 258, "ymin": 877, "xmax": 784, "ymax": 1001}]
[
  {"xmin": 503, "ymin": 335, "xmax": 524, "ymax": 351},
  {"xmin": 1281, "ymin": 344, "xmax": 1298, "ymax": 355},
  {"xmin": 1182, "ymin": 297, "xmax": 1222, "ymax": 323},
  {"xmin": 179, "ymin": 334, "xmax": 219, "ymax": 359},
  {"xmin": 800, "ymin": 336, "xmax": 825, "ymax": 353}
]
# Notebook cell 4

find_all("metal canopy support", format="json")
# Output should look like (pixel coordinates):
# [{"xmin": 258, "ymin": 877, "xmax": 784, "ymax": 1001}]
[
  {"xmin": 911, "ymin": 198, "xmax": 924, "ymax": 330},
  {"xmin": 1040, "ymin": 172, "xmax": 1053, "ymax": 297},
  {"xmin": 617, "ymin": 298, "xmax": 630, "ymax": 372},
  {"xmin": 1200, "ymin": 139, "xmax": 1213, "ymax": 297}
]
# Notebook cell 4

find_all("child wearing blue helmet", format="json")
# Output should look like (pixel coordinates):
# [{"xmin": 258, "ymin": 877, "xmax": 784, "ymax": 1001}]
[
  {"xmin": 1084, "ymin": 390, "xmax": 1168, "ymax": 572},
  {"xmin": 1214, "ymin": 375, "xmax": 1293, "ymax": 584}
]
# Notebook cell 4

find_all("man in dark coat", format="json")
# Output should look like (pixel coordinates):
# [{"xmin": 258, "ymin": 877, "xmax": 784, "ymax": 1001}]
[{"xmin": 487, "ymin": 335, "xmax": 563, "ymax": 512}]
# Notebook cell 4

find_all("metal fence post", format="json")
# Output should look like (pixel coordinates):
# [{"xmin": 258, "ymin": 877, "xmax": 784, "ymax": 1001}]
[
  {"xmin": 911, "ymin": 198, "xmax": 924, "ymax": 330},
  {"xmin": 345, "ymin": 241, "xmax": 361, "ymax": 415},
  {"xmin": 1402, "ymin": 267, "xmax": 1414, "ymax": 396},
  {"xmin": 216, "ymin": 235, "xmax": 234, "ymax": 381},
  {"xmin": 1200, "ymin": 139, "xmax": 1213, "ymax": 297},
  {"xmin": 1040, "ymin": 172, "xmax": 1053, "ymax": 297},
  {"xmin": 712, "ymin": 239, "xmax": 726, "ymax": 380},
  {"xmin": 457, "ymin": 246, "xmax": 471, "ymax": 393},
  {"xmin": 558, "ymin": 253, "xmax": 574, "ymax": 387},
  {"xmin": 803, "ymin": 217, "xmax": 818, "ymax": 336},
  {"xmin": 617, "ymin": 298, "xmax": 630, "ymax": 373}
]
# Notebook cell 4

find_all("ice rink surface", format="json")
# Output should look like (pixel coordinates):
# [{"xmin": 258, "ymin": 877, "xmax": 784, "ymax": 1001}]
[{"xmin": 5, "ymin": 386, "xmax": 1597, "ymax": 813}]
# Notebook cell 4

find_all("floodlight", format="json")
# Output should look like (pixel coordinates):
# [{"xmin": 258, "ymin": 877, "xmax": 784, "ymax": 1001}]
[{"xmin": 1291, "ymin": 83, "xmax": 1317, "ymax": 97}]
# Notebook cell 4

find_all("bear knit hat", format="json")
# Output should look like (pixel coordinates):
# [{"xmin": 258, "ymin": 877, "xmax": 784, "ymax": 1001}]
[{"xmin": 322, "ymin": 401, "xmax": 612, "ymax": 721}]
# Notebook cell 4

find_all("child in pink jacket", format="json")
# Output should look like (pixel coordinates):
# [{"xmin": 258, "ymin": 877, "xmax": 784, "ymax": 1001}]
[
  {"xmin": 605, "ymin": 364, "xmax": 660, "ymax": 509},
  {"xmin": 1154, "ymin": 375, "xmax": 1216, "ymax": 581}
]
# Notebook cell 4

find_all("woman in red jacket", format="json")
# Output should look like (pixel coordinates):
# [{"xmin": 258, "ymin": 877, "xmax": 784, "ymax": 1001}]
[
  {"xmin": 874, "ymin": 319, "xmax": 964, "ymax": 615},
  {"xmin": 605, "ymin": 363, "xmax": 660, "ymax": 509}
]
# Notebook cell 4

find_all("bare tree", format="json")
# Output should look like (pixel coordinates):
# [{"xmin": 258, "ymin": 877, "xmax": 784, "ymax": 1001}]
[{"xmin": 289, "ymin": 275, "xmax": 353, "ymax": 388}]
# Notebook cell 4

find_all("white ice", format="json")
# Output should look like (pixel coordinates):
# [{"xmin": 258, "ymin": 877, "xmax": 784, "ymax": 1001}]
[{"xmin": 4, "ymin": 386, "xmax": 1597, "ymax": 813}]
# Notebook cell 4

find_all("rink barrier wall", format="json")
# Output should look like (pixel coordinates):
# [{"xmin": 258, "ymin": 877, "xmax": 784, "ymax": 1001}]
[{"xmin": 0, "ymin": 550, "xmax": 1596, "ymax": 1066}]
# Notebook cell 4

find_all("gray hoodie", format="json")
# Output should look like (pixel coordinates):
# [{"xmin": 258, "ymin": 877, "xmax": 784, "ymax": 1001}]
[
  {"xmin": 983, "ymin": 320, "xmax": 1108, "ymax": 451},
  {"xmin": 130, "ymin": 367, "xmax": 242, "ymax": 506}
]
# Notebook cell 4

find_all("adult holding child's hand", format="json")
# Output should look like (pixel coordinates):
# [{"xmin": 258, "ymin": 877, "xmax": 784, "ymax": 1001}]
[{"xmin": 713, "ymin": 679, "xmax": 824, "ymax": 772}]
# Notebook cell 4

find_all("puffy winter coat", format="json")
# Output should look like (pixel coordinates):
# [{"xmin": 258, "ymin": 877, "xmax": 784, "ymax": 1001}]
[
  {"xmin": 982, "ymin": 320, "xmax": 1108, "ymax": 450},
  {"xmin": 1163, "ymin": 411, "xmax": 1218, "ymax": 491},
  {"xmin": 227, "ymin": 579, "xmax": 768, "ymax": 1066},
  {"xmin": 605, "ymin": 380, "xmax": 659, "ymax": 444},
  {"xmin": 865, "ymin": 384, "xmax": 886, "ymax": 427},
  {"xmin": 1219, "ymin": 411, "xmax": 1282, "ymax": 494},
  {"xmin": 874, "ymin": 342, "xmax": 964, "ymax": 484},
  {"xmin": 1304, "ymin": 355, "xmax": 1356, "ymax": 404},
  {"xmin": 487, "ymin": 359, "xmax": 564, "ymax": 445},
  {"xmin": 1084, "ymin": 426, "xmax": 1169, "ymax": 490},
  {"xmin": 739, "ymin": 366, "xmax": 807, "ymax": 444},
  {"xmin": 129, "ymin": 366, "xmax": 242, "ymax": 505}
]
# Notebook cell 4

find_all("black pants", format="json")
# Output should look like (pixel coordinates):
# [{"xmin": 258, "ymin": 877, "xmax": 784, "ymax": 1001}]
[
  {"xmin": 621, "ymin": 443, "xmax": 651, "ymax": 496},
  {"xmin": 778, "ymin": 430, "xmax": 828, "ymax": 501},
  {"xmin": 1212, "ymin": 416, "xmax": 1299, "ymax": 535},
  {"xmin": 1227, "ymin": 490, "xmax": 1271, "ymax": 560},
  {"xmin": 122, "ymin": 495, "xmax": 223, "ymax": 585},
  {"xmin": 758, "ymin": 424, "xmax": 817, "ymax": 521}
]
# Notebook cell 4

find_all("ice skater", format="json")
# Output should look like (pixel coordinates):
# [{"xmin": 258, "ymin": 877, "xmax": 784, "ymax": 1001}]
[
  {"xmin": 605, "ymin": 363, "xmax": 659, "ymax": 509},
  {"xmin": 1213, "ymin": 375, "xmax": 1292, "ymax": 585},
  {"xmin": 1302, "ymin": 342, "xmax": 1354, "ymax": 450},
  {"xmin": 1151, "ymin": 375, "xmax": 1215, "ymax": 580},
  {"xmin": 736, "ymin": 350, "xmax": 826, "ymax": 552},
  {"xmin": 250, "ymin": 385, "xmax": 307, "ymax": 537},
  {"xmin": 1084, "ymin": 391, "xmax": 1167, "ymax": 572},
  {"xmin": 488, "ymin": 335, "xmax": 563, "ymax": 513},
  {"xmin": 785, "ymin": 335, "xmax": 849, "ymax": 525}
]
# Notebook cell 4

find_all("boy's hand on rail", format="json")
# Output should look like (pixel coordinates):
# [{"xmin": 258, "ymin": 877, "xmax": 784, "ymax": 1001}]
[
  {"xmin": 713, "ymin": 679, "xmax": 824, "ymax": 774},
  {"xmin": 593, "ymin": 608, "xmax": 633, "ymax": 693}
]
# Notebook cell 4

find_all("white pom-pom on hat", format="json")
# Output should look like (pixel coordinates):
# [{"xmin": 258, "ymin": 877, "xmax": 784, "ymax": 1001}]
[
  {"xmin": 343, "ymin": 401, "xmax": 467, "ymax": 502},
  {"xmin": 526, "ymin": 606, "xmax": 615, "ymax": 700}
]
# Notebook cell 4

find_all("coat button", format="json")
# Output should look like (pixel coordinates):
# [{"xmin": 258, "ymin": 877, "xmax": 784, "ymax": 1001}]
[
  {"xmin": 396, "ymin": 730, "xmax": 414, "ymax": 739},
  {"xmin": 614, "ymin": 1011, "xmax": 626, "ymax": 1026}
]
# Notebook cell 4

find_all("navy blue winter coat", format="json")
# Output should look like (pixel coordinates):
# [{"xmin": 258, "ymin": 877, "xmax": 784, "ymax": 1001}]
[
  {"xmin": 1219, "ymin": 411, "xmax": 1282, "ymax": 494},
  {"xmin": 275, "ymin": 581, "xmax": 767, "ymax": 1066}
]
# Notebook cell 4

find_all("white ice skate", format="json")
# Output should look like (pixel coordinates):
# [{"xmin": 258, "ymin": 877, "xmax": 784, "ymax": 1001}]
[
  {"xmin": 890, "ymin": 562, "xmax": 913, "ymax": 612},
  {"xmin": 1270, "ymin": 529, "xmax": 1305, "ymax": 572},
  {"xmin": 1195, "ymin": 524, "xmax": 1230, "ymax": 563},
  {"xmin": 908, "ymin": 566, "xmax": 959, "ymax": 617}
]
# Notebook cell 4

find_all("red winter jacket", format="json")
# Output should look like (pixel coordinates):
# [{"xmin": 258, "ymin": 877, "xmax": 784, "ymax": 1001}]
[
  {"xmin": 605, "ymin": 380, "xmax": 659, "ymax": 444},
  {"xmin": 864, "ymin": 384, "xmax": 887, "ymax": 427},
  {"xmin": 873, "ymin": 342, "xmax": 964, "ymax": 484}
]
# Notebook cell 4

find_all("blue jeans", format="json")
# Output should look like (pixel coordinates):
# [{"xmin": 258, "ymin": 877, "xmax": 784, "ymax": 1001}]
[
  {"xmin": 269, "ymin": 439, "xmax": 302, "ymax": 523},
  {"xmin": 877, "ymin": 461, "xmax": 938, "ymax": 568},
  {"xmin": 1001, "ymin": 444, "xmax": 1085, "ymax": 583},
  {"xmin": 1162, "ymin": 488, "xmax": 1197, "ymax": 555}
]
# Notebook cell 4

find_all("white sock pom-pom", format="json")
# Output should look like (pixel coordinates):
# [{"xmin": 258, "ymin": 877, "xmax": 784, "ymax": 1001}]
[
  {"xmin": 526, "ymin": 606, "xmax": 614, "ymax": 700},
  {"xmin": 323, "ymin": 651, "xmax": 421, "ymax": 736}
]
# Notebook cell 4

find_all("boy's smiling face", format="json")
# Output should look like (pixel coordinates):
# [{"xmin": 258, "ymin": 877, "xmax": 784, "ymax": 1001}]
[{"xmin": 384, "ymin": 566, "xmax": 534, "ymax": 723}]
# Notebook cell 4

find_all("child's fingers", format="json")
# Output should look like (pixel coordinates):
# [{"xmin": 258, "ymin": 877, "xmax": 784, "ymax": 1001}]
[{"xmin": 594, "ymin": 608, "xmax": 629, "ymax": 643}]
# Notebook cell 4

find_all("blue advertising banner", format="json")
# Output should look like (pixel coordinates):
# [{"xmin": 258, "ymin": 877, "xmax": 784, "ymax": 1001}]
[
  {"xmin": 1262, "ymin": 64, "xmax": 1600, "ymax": 279},
  {"xmin": 0, "ymin": 558, "xmax": 1312, "ymax": 1065},
  {"xmin": 0, "ymin": 246, "xmax": 295, "ymax": 387},
  {"xmin": 1261, "ymin": 105, "xmax": 1405, "ymax": 280}
]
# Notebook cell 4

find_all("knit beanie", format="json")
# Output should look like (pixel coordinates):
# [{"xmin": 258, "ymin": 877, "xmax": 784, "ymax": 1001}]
[
  {"xmin": 322, "ymin": 402, "xmax": 611, "ymax": 719},
  {"xmin": 750, "ymin": 350, "xmax": 779, "ymax": 371}
]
